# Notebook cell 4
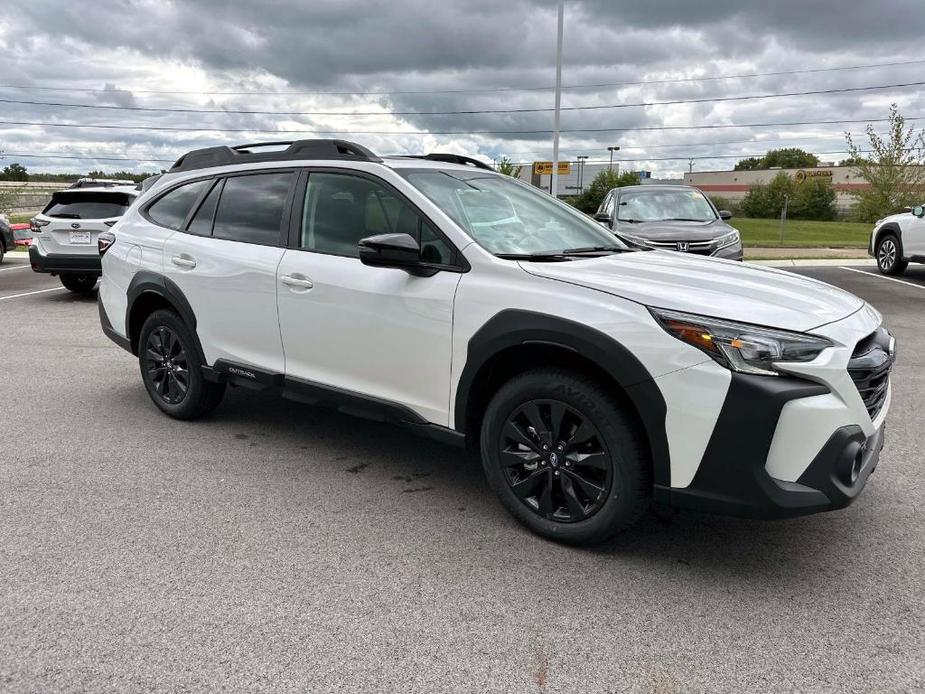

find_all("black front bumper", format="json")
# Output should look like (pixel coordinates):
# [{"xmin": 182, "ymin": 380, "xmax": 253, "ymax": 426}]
[
  {"xmin": 655, "ymin": 373, "xmax": 884, "ymax": 519},
  {"xmin": 29, "ymin": 245, "xmax": 101, "ymax": 275}
]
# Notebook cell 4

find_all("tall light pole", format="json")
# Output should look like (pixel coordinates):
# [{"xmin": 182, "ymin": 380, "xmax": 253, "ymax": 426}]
[
  {"xmin": 576, "ymin": 154, "xmax": 588, "ymax": 192},
  {"xmin": 608, "ymin": 146, "xmax": 620, "ymax": 172},
  {"xmin": 550, "ymin": 0, "xmax": 564, "ymax": 198}
]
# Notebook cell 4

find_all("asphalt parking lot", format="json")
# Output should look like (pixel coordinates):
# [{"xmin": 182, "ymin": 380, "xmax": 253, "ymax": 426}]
[{"xmin": 1, "ymin": 254, "xmax": 923, "ymax": 693}]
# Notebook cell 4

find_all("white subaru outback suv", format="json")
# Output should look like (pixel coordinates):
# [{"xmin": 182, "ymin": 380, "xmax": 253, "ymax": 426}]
[
  {"xmin": 30, "ymin": 185, "xmax": 138, "ymax": 293},
  {"xmin": 98, "ymin": 140, "xmax": 894, "ymax": 544}
]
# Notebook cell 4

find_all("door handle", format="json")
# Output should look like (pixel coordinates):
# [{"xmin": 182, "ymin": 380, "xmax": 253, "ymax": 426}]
[
  {"xmin": 171, "ymin": 254, "xmax": 197, "ymax": 269},
  {"xmin": 281, "ymin": 274, "xmax": 314, "ymax": 290}
]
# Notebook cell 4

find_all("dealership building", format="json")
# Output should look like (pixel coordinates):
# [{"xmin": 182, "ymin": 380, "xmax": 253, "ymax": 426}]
[{"xmin": 683, "ymin": 165, "xmax": 865, "ymax": 214}]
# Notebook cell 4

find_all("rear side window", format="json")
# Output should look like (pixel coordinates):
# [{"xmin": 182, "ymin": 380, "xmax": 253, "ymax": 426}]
[
  {"xmin": 186, "ymin": 181, "xmax": 222, "ymax": 236},
  {"xmin": 146, "ymin": 179, "xmax": 210, "ymax": 230},
  {"xmin": 212, "ymin": 172, "xmax": 293, "ymax": 245},
  {"xmin": 43, "ymin": 192, "xmax": 134, "ymax": 220}
]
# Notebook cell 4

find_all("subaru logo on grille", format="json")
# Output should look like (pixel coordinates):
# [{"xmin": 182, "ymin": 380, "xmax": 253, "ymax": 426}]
[
  {"xmin": 676, "ymin": 241, "xmax": 689, "ymax": 252},
  {"xmin": 71, "ymin": 223, "xmax": 81, "ymax": 229}
]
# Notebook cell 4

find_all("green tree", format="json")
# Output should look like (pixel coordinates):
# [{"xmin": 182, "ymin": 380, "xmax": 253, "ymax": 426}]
[
  {"xmin": 0, "ymin": 163, "xmax": 29, "ymax": 181},
  {"xmin": 845, "ymin": 103, "xmax": 925, "ymax": 222},
  {"xmin": 571, "ymin": 169, "xmax": 639, "ymax": 213},
  {"xmin": 740, "ymin": 172, "xmax": 794, "ymax": 218},
  {"xmin": 762, "ymin": 148, "xmax": 820, "ymax": 169},
  {"xmin": 494, "ymin": 157, "xmax": 523, "ymax": 178},
  {"xmin": 733, "ymin": 157, "xmax": 763, "ymax": 171},
  {"xmin": 790, "ymin": 176, "xmax": 836, "ymax": 220},
  {"xmin": 734, "ymin": 148, "xmax": 819, "ymax": 172}
]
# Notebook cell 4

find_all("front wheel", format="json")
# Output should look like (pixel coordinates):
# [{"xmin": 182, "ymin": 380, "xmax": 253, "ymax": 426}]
[
  {"xmin": 480, "ymin": 368, "xmax": 650, "ymax": 545},
  {"xmin": 60, "ymin": 272, "xmax": 98, "ymax": 293},
  {"xmin": 138, "ymin": 309, "xmax": 225, "ymax": 420},
  {"xmin": 876, "ymin": 235, "xmax": 908, "ymax": 275}
]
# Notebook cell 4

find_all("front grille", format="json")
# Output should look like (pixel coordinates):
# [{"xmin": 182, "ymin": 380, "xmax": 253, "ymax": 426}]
[
  {"xmin": 847, "ymin": 327, "xmax": 894, "ymax": 419},
  {"xmin": 645, "ymin": 239, "xmax": 716, "ymax": 255}
]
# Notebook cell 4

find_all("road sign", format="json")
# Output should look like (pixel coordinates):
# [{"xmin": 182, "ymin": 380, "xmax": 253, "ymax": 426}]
[{"xmin": 533, "ymin": 161, "xmax": 571, "ymax": 176}]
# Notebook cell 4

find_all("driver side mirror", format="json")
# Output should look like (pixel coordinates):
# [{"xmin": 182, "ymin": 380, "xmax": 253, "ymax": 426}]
[
  {"xmin": 593, "ymin": 212, "xmax": 613, "ymax": 226},
  {"xmin": 359, "ymin": 233, "xmax": 435, "ymax": 275},
  {"xmin": 913, "ymin": 205, "xmax": 925, "ymax": 218},
  {"xmin": 718, "ymin": 210, "xmax": 733, "ymax": 220}
]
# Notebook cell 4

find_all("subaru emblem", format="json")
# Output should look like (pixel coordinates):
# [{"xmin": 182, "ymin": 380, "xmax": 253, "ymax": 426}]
[
  {"xmin": 676, "ymin": 241, "xmax": 689, "ymax": 252},
  {"xmin": 71, "ymin": 222, "xmax": 81, "ymax": 229}
]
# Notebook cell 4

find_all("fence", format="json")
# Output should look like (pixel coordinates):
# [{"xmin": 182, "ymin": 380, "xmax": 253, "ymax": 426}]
[{"xmin": 0, "ymin": 181, "xmax": 61, "ymax": 215}]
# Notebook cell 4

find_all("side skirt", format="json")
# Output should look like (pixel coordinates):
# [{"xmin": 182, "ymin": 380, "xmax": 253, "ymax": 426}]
[{"xmin": 204, "ymin": 359, "xmax": 466, "ymax": 448}]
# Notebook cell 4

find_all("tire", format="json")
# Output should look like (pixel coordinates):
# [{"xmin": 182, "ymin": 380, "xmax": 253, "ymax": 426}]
[
  {"xmin": 60, "ymin": 272, "xmax": 98, "ymax": 294},
  {"xmin": 480, "ymin": 368, "xmax": 650, "ymax": 545},
  {"xmin": 138, "ymin": 309, "xmax": 225, "ymax": 420},
  {"xmin": 0, "ymin": 241, "xmax": 5, "ymax": 264},
  {"xmin": 876, "ymin": 234, "xmax": 908, "ymax": 276}
]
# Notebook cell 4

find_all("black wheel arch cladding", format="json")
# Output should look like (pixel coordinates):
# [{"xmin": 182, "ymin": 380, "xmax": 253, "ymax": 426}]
[
  {"xmin": 126, "ymin": 271, "xmax": 202, "ymax": 359},
  {"xmin": 455, "ymin": 309, "xmax": 671, "ymax": 486}
]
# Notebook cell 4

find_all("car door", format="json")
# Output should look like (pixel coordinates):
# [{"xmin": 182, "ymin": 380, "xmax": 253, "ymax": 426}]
[
  {"xmin": 276, "ymin": 169, "xmax": 463, "ymax": 426},
  {"xmin": 159, "ymin": 170, "xmax": 296, "ymax": 373},
  {"xmin": 905, "ymin": 205, "xmax": 925, "ymax": 257}
]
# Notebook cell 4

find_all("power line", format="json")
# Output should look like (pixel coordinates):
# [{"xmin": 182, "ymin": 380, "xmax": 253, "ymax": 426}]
[
  {"xmin": 2, "ymin": 58, "xmax": 923, "ymax": 97},
  {"xmin": 1, "ymin": 152, "xmax": 172, "ymax": 162},
  {"xmin": 0, "ymin": 80, "xmax": 923, "ymax": 117},
  {"xmin": 0, "ymin": 116, "xmax": 915, "ymax": 137}
]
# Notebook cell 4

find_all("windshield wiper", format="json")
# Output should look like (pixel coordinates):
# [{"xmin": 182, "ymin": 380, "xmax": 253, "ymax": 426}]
[
  {"xmin": 662, "ymin": 217, "xmax": 710, "ymax": 222},
  {"xmin": 494, "ymin": 252, "xmax": 574, "ymax": 262},
  {"xmin": 560, "ymin": 245, "xmax": 626, "ymax": 255},
  {"xmin": 616, "ymin": 218, "xmax": 642, "ymax": 223}
]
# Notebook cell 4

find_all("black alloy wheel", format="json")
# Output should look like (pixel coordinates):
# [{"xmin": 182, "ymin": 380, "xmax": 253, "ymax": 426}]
[
  {"xmin": 500, "ymin": 399, "xmax": 612, "ymax": 523},
  {"xmin": 144, "ymin": 325, "xmax": 190, "ymax": 405}
]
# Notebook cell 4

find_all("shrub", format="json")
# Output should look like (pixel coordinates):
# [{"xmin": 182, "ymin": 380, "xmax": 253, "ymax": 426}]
[{"xmin": 571, "ymin": 169, "xmax": 640, "ymax": 213}]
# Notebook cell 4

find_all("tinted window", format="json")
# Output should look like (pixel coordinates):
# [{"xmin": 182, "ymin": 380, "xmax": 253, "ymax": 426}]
[
  {"xmin": 147, "ymin": 179, "xmax": 210, "ymax": 229},
  {"xmin": 186, "ymin": 181, "xmax": 221, "ymax": 236},
  {"xmin": 213, "ymin": 173, "xmax": 293, "ymax": 245},
  {"xmin": 302, "ymin": 172, "xmax": 453, "ymax": 262},
  {"xmin": 43, "ymin": 192, "xmax": 134, "ymax": 220}
]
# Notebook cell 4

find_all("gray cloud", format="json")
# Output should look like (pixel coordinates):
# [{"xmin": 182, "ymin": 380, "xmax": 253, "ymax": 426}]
[{"xmin": 1, "ymin": 0, "xmax": 923, "ymax": 175}]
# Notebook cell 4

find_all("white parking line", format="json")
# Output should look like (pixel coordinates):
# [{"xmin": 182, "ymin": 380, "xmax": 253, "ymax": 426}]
[
  {"xmin": 0, "ymin": 264, "xmax": 30, "ymax": 272},
  {"xmin": 0, "ymin": 287, "xmax": 66, "ymax": 301},
  {"xmin": 839, "ymin": 266, "xmax": 925, "ymax": 291}
]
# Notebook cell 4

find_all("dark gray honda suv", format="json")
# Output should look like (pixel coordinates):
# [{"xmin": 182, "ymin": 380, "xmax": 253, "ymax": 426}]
[{"xmin": 593, "ymin": 184, "xmax": 743, "ymax": 261}]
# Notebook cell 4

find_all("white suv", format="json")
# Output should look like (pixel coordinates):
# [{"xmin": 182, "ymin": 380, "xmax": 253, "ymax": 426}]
[
  {"xmin": 30, "ymin": 185, "xmax": 138, "ymax": 293},
  {"xmin": 98, "ymin": 140, "xmax": 894, "ymax": 544},
  {"xmin": 869, "ymin": 203, "xmax": 925, "ymax": 275}
]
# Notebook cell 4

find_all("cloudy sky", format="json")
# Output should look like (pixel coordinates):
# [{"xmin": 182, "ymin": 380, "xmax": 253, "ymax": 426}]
[{"xmin": 1, "ymin": 0, "xmax": 923, "ymax": 177}]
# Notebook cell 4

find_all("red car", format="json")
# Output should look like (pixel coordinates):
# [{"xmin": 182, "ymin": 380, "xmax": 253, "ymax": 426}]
[{"xmin": 11, "ymin": 222, "xmax": 32, "ymax": 247}]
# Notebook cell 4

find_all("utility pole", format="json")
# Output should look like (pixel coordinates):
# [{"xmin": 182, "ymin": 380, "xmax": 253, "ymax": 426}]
[
  {"xmin": 688, "ymin": 158, "xmax": 694, "ymax": 173},
  {"xmin": 576, "ymin": 154, "xmax": 588, "ymax": 192},
  {"xmin": 550, "ymin": 0, "xmax": 564, "ymax": 199}
]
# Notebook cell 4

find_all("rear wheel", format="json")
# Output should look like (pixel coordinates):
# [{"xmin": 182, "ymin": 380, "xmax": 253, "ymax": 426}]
[
  {"xmin": 60, "ymin": 272, "xmax": 98, "ymax": 294},
  {"xmin": 138, "ymin": 310, "xmax": 225, "ymax": 420},
  {"xmin": 480, "ymin": 368, "xmax": 650, "ymax": 545},
  {"xmin": 876, "ymin": 234, "xmax": 908, "ymax": 275}
]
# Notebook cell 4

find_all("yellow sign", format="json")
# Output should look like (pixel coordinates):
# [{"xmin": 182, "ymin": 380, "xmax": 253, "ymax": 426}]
[
  {"xmin": 795, "ymin": 169, "xmax": 833, "ymax": 183},
  {"xmin": 533, "ymin": 161, "xmax": 572, "ymax": 176}
]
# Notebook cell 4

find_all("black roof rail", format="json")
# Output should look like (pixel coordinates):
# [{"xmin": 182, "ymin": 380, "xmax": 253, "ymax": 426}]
[
  {"xmin": 169, "ymin": 139, "xmax": 382, "ymax": 173},
  {"xmin": 404, "ymin": 153, "xmax": 495, "ymax": 171}
]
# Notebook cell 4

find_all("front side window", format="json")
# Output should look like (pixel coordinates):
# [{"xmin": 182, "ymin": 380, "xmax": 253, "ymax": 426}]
[
  {"xmin": 402, "ymin": 170, "xmax": 622, "ymax": 256},
  {"xmin": 212, "ymin": 172, "xmax": 293, "ymax": 245},
  {"xmin": 301, "ymin": 172, "xmax": 453, "ymax": 263},
  {"xmin": 617, "ymin": 189, "xmax": 717, "ymax": 223},
  {"xmin": 44, "ymin": 192, "xmax": 135, "ymax": 220},
  {"xmin": 146, "ymin": 179, "xmax": 210, "ymax": 229}
]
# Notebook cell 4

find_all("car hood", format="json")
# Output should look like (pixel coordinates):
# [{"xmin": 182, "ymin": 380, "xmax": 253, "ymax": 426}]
[
  {"xmin": 520, "ymin": 250, "xmax": 864, "ymax": 333},
  {"xmin": 614, "ymin": 218, "xmax": 733, "ymax": 241}
]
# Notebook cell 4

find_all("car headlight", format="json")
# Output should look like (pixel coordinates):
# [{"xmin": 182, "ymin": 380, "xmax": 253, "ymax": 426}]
[
  {"xmin": 649, "ymin": 308, "xmax": 832, "ymax": 376},
  {"xmin": 715, "ymin": 229, "xmax": 740, "ymax": 249}
]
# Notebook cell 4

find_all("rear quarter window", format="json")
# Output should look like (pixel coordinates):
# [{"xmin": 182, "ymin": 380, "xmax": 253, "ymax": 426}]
[{"xmin": 43, "ymin": 192, "xmax": 135, "ymax": 220}]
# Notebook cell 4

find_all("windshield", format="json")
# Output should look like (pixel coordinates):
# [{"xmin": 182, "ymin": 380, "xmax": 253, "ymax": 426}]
[
  {"xmin": 402, "ymin": 170, "xmax": 624, "ymax": 255},
  {"xmin": 617, "ymin": 188, "xmax": 717, "ymax": 223}
]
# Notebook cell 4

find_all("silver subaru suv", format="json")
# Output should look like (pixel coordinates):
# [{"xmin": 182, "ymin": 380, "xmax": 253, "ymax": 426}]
[{"xmin": 29, "ymin": 185, "xmax": 138, "ymax": 293}]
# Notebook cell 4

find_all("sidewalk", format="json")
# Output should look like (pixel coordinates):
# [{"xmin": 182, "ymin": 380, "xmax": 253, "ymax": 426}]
[{"xmin": 745, "ymin": 246, "xmax": 868, "ymax": 260}]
